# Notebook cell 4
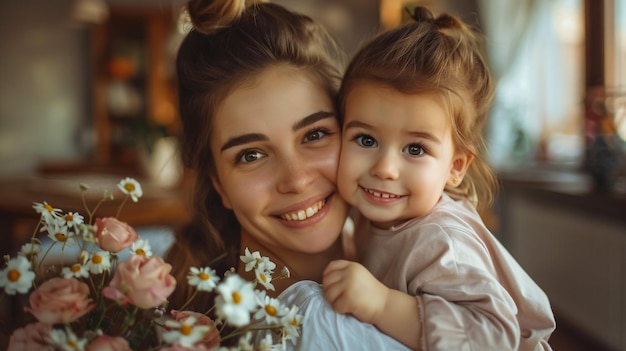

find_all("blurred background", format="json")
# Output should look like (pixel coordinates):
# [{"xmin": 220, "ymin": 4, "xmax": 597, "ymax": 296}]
[{"xmin": 0, "ymin": 0, "xmax": 625, "ymax": 349}]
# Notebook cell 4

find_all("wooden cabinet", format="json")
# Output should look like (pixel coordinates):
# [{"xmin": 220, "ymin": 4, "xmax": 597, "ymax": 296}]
[{"xmin": 91, "ymin": 6, "xmax": 179, "ymax": 168}]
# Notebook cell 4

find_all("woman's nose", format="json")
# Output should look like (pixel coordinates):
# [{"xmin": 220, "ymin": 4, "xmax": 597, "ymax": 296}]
[
  {"xmin": 370, "ymin": 151, "xmax": 400, "ymax": 180},
  {"xmin": 276, "ymin": 155, "xmax": 315, "ymax": 194}
]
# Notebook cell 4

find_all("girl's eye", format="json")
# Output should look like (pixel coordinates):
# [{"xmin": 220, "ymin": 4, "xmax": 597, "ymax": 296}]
[
  {"xmin": 303, "ymin": 128, "xmax": 328, "ymax": 143},
  {"xmin": 237, "ymin": 150, "xmax": 266, "ymax": 164},
  {"xmin": 403, "ymin": 144, "xmax": 425, "ymax": 156},
  {"xmin": 355, "ymin": 135, "xmax": 377, "ymax": 148}
]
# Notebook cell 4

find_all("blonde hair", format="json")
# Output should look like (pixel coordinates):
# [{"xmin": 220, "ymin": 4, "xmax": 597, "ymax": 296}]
[
  {"xmin": 167, "ymin": 0, "xmax": 343, "ymax": 309},
  {"xmin": 339, "ymin": 6, "xmax": 497, "ymax": 209}
]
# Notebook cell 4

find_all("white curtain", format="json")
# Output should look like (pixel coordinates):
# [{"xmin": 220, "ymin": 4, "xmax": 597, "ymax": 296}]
[{"xmin": 478, "ymin": 0, "xmax": 583, "ymax": 168}]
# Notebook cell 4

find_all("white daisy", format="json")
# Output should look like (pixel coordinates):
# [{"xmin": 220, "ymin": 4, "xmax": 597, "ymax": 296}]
[
  {"xmin": 32, "ymin": 201, "xmax": 62, "ymax": 221},
  {"xmin": 162, "ymin": 316, "xmax": 211, "ymax": 348},
  {"xmin": 255, "ymin": 269, "xmax": 275, "ymax": 291},
  {"xmin": 130, "ymin": 238, "xmax": 152, "ymax": 257},
  {"xmin": 280, "ymin": 305, "xmax": 302, "ymax": 344},
  {"xmin": 0, "ymin": 256, "xmax": 35, "ymax": 295},
  {"xmin": 88, "ymin": 251, "xmax": 111, "ymax": 274},
  {"xmin": 117, "ymin": 177, "xmax": 143, "ymax": 202},
  {"xmin": 62, "ymin": 212, "xmax": 84, "ymax": 228},
  {"xmin": 258, "ymin": 333, "xmax": 274, "ymax": 351},
  {"xmin": 215, "ymin": 274, "xmax": 258, "ymax": 327},
  {"xmin": 19, "ymin": 242, "xmax": 41, "ymax": 258},
  {"xmin": 237, "ymin": 332, "xmax": 254, "ymax": 351},
  {"xmin": 62, "ymin": 262, "xmax": 89, "ymax": 279},
  {"xmin": 49, "ymin": 327, "xmax": 87, "ymax": 351},
  {"xmin": 187, "ymin": 266, "xmax": 219, "ymax": 292},
  {"xmin": 76, "ymin": 223, "xmax": 97, "ymax": 243},
  {"xmin": 240, "ymin": 248, "xmax": 262, "ymax": 272},
  {"xmin": 240, "ymin": 248, "xmax": 276, "ymax": 273},
  {"xmin": 254, "ymin": 290, "xmax": 283, "ymax": 324},
  {"xmin": 44, "ymin": 221, "xmax": 73, "ymax": 244}
]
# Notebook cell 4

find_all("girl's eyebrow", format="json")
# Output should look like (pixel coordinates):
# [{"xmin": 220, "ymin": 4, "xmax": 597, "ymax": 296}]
[
  {"xmin": 345, "ymin": 120, "xmax": 441, "ymax": 143},
  {"xmin": 221, "ymin": 111, "xmax": 335, "ymax": 153}
]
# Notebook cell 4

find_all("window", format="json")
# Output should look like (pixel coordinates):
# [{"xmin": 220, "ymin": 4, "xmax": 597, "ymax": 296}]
[{"xmin": 482, "ymin": 0, "xmax": 585, "ymax": 168}]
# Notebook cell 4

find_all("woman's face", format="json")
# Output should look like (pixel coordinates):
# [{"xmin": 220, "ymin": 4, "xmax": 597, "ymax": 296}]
[{"xmin": 210, "ymin": 65, "xmax": 349, "ymax": 260}]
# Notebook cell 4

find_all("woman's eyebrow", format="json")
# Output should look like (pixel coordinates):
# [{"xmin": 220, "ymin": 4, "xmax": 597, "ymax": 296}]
[
  {"xmin": 220, "ymin": 133, "xmax": 267, "ymax": 153},
  {"xmin": 292, "ymin": 111, "xmax": 335, "ymax": 131},
  {"xmin": 220, "ymin": 111, "xmax": 334, "ymax": 153}
]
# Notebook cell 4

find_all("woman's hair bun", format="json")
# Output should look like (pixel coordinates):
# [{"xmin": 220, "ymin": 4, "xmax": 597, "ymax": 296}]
[{"xmin": 187, "ymin": 0, "xmax": 265, "ymax": 34}]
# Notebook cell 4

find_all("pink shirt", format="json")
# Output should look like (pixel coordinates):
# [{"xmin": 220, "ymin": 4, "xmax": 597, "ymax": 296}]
[{"xmin": 357, "ymin": 192, "xmax": 556, "ymax": 350}]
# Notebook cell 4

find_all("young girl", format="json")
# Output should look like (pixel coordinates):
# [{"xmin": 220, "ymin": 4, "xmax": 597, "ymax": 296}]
[{"xmin": 323, "ymin": 6, "xmax": 556, "ymax": 350}]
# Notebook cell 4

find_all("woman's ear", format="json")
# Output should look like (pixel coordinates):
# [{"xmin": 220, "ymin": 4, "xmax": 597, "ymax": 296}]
[
  {"xmin": 211, "ymin": 176, "xmax": 233, "ymax": 209},
  {"xmin": 447, "ymin": 152, "xmax": 474, "ymax": 187}
]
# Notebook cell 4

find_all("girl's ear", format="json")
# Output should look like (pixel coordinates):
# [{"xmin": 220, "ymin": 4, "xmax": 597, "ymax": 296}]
[
  {"xmin": 211, "ymin": 176, "xmax": 233, "ymax": 209},
  {"xmin": 447, "ymin": 152, "xmax": 474, "ymax": 187}
]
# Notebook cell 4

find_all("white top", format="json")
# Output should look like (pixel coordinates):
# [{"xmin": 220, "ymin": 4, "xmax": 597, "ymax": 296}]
[
  {"xmin": 357, "ymin": 192, "xmax": 556, "ymax": 351},
  {"xmin": 253, "ymin": 280, "xmax": 410, "ymax": 351}
]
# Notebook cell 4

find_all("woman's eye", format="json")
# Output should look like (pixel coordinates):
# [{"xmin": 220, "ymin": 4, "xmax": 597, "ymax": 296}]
[
  {"xmin": 403, "ymin": 144, "xmax": 425, "ymax": 156},
  {"xmin": 355, "ymin": 135, "xmax": 377, "ymax": 148},
  {"xmin": 237, "ymin": 150, "xmax": 266, "ymax": 163},
  {"xmin": 303, "ymin": 128, "xmax": 328, "ymax": 143}
]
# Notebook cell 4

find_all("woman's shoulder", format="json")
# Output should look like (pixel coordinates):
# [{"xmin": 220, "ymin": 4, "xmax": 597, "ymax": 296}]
[{"xmin": 276, "ymin": 280, "xmax": 410, "ymax": 351}]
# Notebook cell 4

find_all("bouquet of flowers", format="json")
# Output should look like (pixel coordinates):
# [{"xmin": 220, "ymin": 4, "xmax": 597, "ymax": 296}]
[{"xmin": 0, "ymin": 177, "xmax": 302, "ymax": 350}]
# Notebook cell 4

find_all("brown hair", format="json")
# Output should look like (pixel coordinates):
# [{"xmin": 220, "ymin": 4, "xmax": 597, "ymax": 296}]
[
  {"xmin": 166, "ymin": 0, "xmax": 343, "ymax": 309},
  {"xmin": 339, "ymin": 6, "xmax": 497, "ymax": 209}
]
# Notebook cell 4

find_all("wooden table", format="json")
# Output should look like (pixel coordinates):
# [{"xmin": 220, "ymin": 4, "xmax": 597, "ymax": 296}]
[{"xmin": 0, "ymin": 173, "xmax": 191, "ymax": 256}]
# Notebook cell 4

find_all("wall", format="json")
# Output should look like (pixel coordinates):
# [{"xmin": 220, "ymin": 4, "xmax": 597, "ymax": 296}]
[
  {"xmin": 0, "ymin": 0, "xmax": 92, "ymax": 178},
  {"xmin": 0, "ymin": 0, "xmax": 383, "ymax": 179}
]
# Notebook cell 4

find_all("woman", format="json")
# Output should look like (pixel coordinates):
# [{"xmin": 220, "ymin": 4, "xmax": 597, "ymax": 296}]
[{"xmin": 166, "ymin": 0, "xmax": 408, "ymax": 349}]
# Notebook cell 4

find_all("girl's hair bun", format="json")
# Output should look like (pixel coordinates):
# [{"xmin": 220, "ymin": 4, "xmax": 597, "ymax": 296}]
[{"xmin": 187, "ymin": 0, "xmax": 267, "ymax": 34}]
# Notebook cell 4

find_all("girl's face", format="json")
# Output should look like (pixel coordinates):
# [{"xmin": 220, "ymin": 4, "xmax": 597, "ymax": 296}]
[
  {"xmin": 338, "ymin": 82, "xmax": 470, "ymax": 228},
  {"xmin": 210, "ymin": 65, "xmax": 349, "ymax": 264}
]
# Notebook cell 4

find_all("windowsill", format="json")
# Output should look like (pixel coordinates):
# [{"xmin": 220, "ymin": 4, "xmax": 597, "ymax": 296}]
[{"xmin": 496, "ymin": 164, "xmax": 626, "ymax": 224}]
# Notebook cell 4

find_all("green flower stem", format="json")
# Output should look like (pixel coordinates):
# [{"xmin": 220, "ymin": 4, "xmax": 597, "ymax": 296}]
[
  {"xmin": 121, "ymin": 306, "xmax": 140, "ymax": 336},
  {"xmin": 29, "ymin": 216, "xmax": 43, "ymax": 242},
  {"xmin": 178, "ymin": 290, "xmax": 199, "ymax": 312},
  {"xmin": 116, "ymin": 195, "xmax": 130, "ymax": 219},
  {"xmin": 37, "ymin": 241, "xmax": 56, "ymax": 276}
]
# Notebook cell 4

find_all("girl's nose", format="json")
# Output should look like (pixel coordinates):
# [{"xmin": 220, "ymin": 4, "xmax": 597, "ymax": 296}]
[
  {"xmin": 276, "ymin": 155, "xmax": 315, "ymax": 194},
  {"xmin": 370, "ymin": 151, "xmax": 400, "ymax": 180}
]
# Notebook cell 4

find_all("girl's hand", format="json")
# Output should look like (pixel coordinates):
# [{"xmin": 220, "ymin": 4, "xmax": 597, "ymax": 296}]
[{"xmin": 322, "ymin": 259, "xmax": 389, "ymax": 324}]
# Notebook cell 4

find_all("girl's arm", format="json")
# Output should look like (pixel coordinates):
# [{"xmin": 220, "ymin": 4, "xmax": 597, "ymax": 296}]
[{"xmin": 323, "ymin": 260, "xmax": 421, "ymax": 350}]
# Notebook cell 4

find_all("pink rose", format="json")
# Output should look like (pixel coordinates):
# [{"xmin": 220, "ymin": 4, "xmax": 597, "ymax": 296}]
[
  {"xmin": 103, "ymin": 255, "xmax": 176, "ymax": 309},
  {"xmin": 25, "ymin": 277, "xmax": 94, "ymax": 324},
  {"xmin": 8, "ymin": 322, "xmax": 53, "ymax": 351},
  {"xmin": 86, "ymin": 334, "xmax": 131, "ymax": 351},
  {"xmin": 95, "ymin": 217, "xmax": 139, "ymax": 253},
  {"xmin": 171, "ymin": 310, "xmax": 221, "ymax": 349}
]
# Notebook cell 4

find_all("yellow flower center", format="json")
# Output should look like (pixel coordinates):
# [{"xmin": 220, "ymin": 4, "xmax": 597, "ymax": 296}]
[
  {"xmin": 232, "ymin": 291, "xmax": 242, "ymax": 304},
  {"xmin": 180, "ymin": 324, "xmax": 192, "ymax": 336},
  {"xmin": 55, "ymin": 233, "xmax": 67, "ymax": 242},
  {"xmin": 260, "ymin": 273, "xmax": 267, "ymax": 283},
  {"xmin": 136, "ymin": 249, "xmax": 146, "ymax": 256},
  {"xmin": 265, "ymin": 305, "xmax": 277, "ymax": 316},
  {"xmin": 71, "ymin": 264, "xmax": 81, "ymax": 273},
  {"xmin": 44, "ymin": 203, "xmax": 54, "ymax": 212},
  {"xmin": 65, "ymin": 214, "xmax": 74, "ymax": 222},
  {"xmin": 92, "ymin": 255, "xmax": 103, "ymax": 264},
  {"xmin": 198, "ymin": 272, "xmax": 210, "ymax": 281},
  {"xmin": 8, "ymin": 269, "xmax": 21, "ymax": 282},
  {"xmin": 124, "ymin": 183, "xmax": 135, "ymax": 192},
  {"xmin": 68, "ymin": 340, "xmax": 77, "ymax": 348},
  {"xmin": 291, "ymin": 317, "xmax": 298, "ymax": 326}
]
